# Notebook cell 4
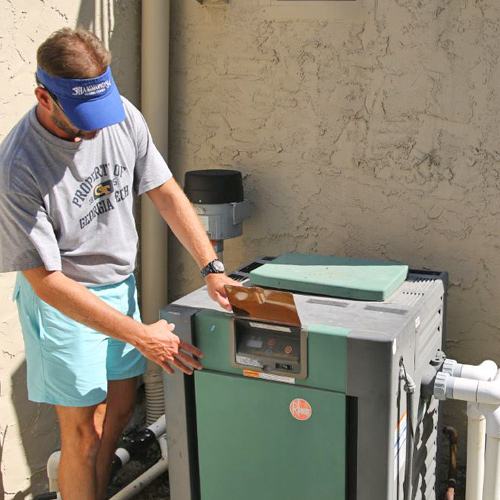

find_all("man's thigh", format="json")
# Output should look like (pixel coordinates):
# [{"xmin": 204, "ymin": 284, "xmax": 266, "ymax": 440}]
[{"xmin": 14, "ymin": 273, "xmax": 145, "ymax": 407}]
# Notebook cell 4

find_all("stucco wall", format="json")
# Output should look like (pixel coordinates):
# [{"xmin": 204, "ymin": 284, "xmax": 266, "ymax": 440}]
[
  {"xmin": 168, "ymin": 0, "xmax": 500, "ymax": 474},
  {"xmin": 0, "ymin": 1, "xmax": 140, "ymax": 498}
]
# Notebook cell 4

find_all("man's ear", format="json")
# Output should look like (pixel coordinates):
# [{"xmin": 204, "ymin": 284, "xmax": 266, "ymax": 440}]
[{"xmin": 34, "ymin": 87, "xmax": 53, "ymax": 112}]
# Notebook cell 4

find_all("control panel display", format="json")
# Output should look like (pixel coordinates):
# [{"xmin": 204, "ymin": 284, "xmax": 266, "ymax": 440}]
[{"xmin": 232, "ymin": 318, "xmax": 307, "ymax": 379}]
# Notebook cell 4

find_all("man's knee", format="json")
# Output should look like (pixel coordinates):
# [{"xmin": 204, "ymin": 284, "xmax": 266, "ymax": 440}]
[{"xmin": 62, "ymin": 422, "xmax": 102, "ymax": 462}]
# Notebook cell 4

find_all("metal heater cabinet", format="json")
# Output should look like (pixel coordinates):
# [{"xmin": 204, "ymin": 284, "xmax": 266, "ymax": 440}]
[{"xmin": 161, "ymin": 256, "xmax": 447, "ymax": 500}]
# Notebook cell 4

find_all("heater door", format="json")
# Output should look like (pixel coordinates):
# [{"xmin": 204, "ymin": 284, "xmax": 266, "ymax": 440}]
[{"xmin": 194, "ymin": 371, "xmax": 346, "ymax": 500}]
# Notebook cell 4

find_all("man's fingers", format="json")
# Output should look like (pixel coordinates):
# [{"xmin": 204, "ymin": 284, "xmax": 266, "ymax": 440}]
[
  {"xmin": 171, "ymin": 357, "xmax": 194, "ymax": 375},
  {"xmin": 216, "ymin": 293, "xmax": 232, "ymax": 312},
  {"xmin": 175, "ymin": 351, "xmax": 203, "ymax": 371},
  {"xmin": 162, "ymin": 360, "xmax": 175, "ymax": 375},
  {"xmin": 179, "ymin": 340, "xmax": 204, "ymax": 358}
]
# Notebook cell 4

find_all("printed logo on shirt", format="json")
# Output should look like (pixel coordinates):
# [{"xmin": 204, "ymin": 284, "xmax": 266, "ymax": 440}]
[{"xmin": 93, "ymin": 180, "xmax": 114, "ymax": 199}]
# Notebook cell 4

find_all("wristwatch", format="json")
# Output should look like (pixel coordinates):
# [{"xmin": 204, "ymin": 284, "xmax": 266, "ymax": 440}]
[{"xmin": 201, "ymin": 259, "xmax": 225, "ymax": 278}]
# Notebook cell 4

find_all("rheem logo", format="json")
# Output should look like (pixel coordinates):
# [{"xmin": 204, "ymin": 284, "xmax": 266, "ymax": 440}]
[{"xmin": 289, "ymin": 398, "xmax": 312, "ymax": 421}]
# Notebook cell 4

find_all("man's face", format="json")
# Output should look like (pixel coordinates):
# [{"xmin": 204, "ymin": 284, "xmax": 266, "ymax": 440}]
[{"xmin": 50, "ymin": 97, "xmax": 101, "ymax": 141}]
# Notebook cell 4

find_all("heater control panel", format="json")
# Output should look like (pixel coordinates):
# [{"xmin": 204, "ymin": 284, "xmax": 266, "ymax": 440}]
[{"xmin": 231, "ymin": 318, "xmax": 307, "ymax": 379}]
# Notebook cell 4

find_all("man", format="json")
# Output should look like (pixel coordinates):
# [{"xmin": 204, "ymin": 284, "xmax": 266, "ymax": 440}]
[{"xmin": 0, "ymin": 28, "xmax": 237, "ymax": 500}]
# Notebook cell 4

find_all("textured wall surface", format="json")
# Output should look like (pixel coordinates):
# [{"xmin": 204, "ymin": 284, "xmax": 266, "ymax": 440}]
[
  {"xmin": 168, "ymin": 0, "xmax": 500, "ymax": 477},
  {"xmin": 0, "ymin": 1, "xmax": 140, "ymax": 498}
]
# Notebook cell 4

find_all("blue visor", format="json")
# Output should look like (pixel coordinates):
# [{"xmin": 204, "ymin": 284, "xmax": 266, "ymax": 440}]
[{"xmin": 36, "ymin": 66, "xmax": 125, "ymax": 131}]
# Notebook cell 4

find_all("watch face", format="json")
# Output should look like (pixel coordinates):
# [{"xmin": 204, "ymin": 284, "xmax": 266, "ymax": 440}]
[{"xmin": 213, "ymin": 260, "xmax": 225, "ymax": 272}]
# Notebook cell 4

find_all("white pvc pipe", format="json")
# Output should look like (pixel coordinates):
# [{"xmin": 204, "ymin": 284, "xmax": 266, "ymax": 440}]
[
  {"xmin": 466, "ymin": 403, "xmax": 486, "ymax": 500},
  {"xmin": 444, "ymin": 359, "xmax": 498, "ymax": 381},
  {"xmin": 438, "ymin": 376, "xmax": 500, "ymax": 405},
  {"xmin": 461, "ymin": 361, "xmax": 498, "ymax": 381},
  {"xmin": 483, "ymin": 435, "xmax": 500, "ymax": 500},
  {"xmin": 109, "ymin": 435, "xmax": 168, "ymax": 500},
  {"xmin": 47, "ymin": 450, "xmax": 61, "ymax": 493},
  {"xmin": 148, "ymin": 414, "xmax": 167, "ymax": 438}
]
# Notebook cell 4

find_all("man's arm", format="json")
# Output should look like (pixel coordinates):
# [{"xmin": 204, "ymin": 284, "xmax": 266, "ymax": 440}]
[
  {"xmin": 22, "ymin": 266, "xmax": 202, "ymax": 375},
  {"xmin": 147, "ymin": 177, "xmax": 240, "ymax": 311}
]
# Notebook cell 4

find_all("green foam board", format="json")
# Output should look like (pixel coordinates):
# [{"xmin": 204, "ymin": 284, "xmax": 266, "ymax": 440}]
[{"xmin": 249, "ymin": 253, "xmax": 409, "ymax": 301}]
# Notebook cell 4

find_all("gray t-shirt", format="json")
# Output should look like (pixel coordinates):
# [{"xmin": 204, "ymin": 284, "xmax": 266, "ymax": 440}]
[{"xmin": 0, "ymin": 97, "xmax": 172, "ymax": 285}]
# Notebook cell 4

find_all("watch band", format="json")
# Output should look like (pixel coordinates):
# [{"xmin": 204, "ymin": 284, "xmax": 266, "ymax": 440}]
[{"xmin": 201, "ymin": 259, "xmax": 225, "ymax": 278}]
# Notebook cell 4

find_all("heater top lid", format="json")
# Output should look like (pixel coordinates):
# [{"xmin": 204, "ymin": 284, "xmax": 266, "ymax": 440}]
[{"xmin": 249, "ymin": 253, "xmax": 409, "ymax": 302}]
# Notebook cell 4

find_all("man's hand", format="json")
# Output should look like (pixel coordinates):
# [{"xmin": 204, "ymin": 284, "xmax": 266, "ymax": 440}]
[
  {"xmin": 138, "ymin": 319, "xmax": 204, "ymax": 375},
  {"xmin": 205, "ymin": 274, "xmax": 242, "ymax": 312}
]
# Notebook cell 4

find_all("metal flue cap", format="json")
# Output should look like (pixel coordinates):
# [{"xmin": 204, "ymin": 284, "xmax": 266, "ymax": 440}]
[{"xmin": 184, "ymin": 169, "xmax": 244, "ymax": 204}]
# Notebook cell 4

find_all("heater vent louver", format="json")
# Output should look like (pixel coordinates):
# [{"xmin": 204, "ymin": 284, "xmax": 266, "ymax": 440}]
[{"xmin": 411, "ymin": 397, "xmax": 439, "ymax": 499}]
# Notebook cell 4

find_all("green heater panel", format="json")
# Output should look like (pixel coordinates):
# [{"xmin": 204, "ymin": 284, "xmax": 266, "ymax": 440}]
[
  {"xmin": 249, "ymin": 253, "xmax": 409, "ymax": 301},
  {"xmin": 195, "ymin": 371, "xmax": 346, "ymax": 500},
  {"xmin": 194, "ymin": 310, "xmax": 350, "ymax": 393}
]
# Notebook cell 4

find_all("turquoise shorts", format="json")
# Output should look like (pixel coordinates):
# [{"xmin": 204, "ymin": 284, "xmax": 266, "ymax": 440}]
[{"xmin": 13, "ymin": 272, "xmax": 147, "ymax": 407}]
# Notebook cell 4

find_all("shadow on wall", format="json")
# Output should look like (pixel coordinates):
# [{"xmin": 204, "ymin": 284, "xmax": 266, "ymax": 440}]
[
  {"xmin": 6, "ymin": 1, "xmax": 140, "ymax": 498},
  {"xmin": 10, "ymin": 361, "xmax": 58, "ymax": 500}
]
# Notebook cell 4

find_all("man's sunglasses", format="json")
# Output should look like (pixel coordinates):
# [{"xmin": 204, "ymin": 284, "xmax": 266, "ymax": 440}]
[{"xmin": 35, "ymin": 76, "xmax": 66, "ymax": 114}]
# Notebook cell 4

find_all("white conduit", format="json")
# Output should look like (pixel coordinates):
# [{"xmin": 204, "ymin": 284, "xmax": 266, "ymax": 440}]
[{"xmin": 434, "ymin": 360, "xmax": 500, "ymax": 500}]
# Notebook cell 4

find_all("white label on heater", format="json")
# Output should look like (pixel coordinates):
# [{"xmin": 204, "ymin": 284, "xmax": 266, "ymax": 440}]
[
  {"xmin": 394, "ymin": 412, "xmax": 407, "ymax": 480},
  {"xmin": 259, "ymin": 372, "xmax": 295, "ymax": 384},
  {"xmin": 249, "ymin": 322, "xmax": 291, "ymax": 333},
  {"xmin": 236, "ymin": 355, "xmax": 263, "ymax": 368}
]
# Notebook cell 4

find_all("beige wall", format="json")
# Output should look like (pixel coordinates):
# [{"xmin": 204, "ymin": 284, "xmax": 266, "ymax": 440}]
[
  {"xmin": 168, "ymin": 0, "xmax": 500, "ymax": 468},
  {"xmin": 2, "ymin": 0, "xmax": 500, "ymax": 494},
  {"xmin": 0, "ymin": 1, "xmax": 140, "ymax": 498}
]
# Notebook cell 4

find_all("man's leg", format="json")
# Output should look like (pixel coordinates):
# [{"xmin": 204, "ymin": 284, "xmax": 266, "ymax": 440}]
[
  {"xmin": 96, "ymin": 377, "xmax": 138, "ymax": 500},
  {"xmin": 55, "ymin": 403, "xmax": 107, "ymax": 500}
]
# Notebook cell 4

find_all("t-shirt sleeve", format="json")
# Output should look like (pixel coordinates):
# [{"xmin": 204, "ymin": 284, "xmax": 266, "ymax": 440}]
[
  {"xmin": 131, "ymin": 106, "xmax": 172, "ymax": 196},
  {"xmin": 0, "ymin": 190, "xmax": 62, "ymax": 272}
]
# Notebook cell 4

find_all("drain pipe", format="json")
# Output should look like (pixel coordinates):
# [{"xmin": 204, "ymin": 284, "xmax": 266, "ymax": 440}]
[{"xmin": 141, "ymin": 0, "xmax": 171, "ymax": 425}]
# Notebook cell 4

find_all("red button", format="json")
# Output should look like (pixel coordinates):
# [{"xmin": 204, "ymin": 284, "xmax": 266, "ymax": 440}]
[
  {"xmin": 268, "ymin": 338, "xmax": 276, "ymax": 347},
  {"xmin": 285, "ymin": 346, "xmax": 293, "ymax": 354}
]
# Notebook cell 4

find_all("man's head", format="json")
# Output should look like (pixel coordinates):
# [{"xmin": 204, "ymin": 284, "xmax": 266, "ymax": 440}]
[{"xmin": 34, "ymin": 28, "xmax": 124, "ymax": 140}]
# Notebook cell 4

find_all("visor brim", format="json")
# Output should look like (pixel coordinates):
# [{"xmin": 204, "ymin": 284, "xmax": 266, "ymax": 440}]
[{"xmin": 57, "ymin": 83, "xmax": 125, "ymax": 131}]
